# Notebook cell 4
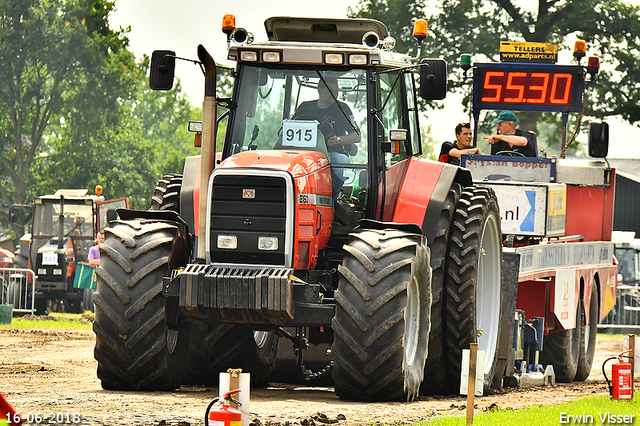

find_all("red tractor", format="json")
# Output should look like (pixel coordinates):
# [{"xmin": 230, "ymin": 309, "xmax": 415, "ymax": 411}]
[{"xmin": 93, "ymin": 17, "xmax": 509, "ymax": 400}]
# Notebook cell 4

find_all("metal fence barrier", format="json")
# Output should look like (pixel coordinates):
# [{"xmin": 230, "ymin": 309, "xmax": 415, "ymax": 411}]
[
  {"xmin": 598, "ymin": 284, "xmax": 640, "ymax": 333},
  {"xmin": 0, "ymin": 268, "xmax": 36, "ymax": 315}
]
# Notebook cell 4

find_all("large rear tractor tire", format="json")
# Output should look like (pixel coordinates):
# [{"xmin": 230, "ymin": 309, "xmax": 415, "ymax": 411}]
[
  {"xmin": 182, "ymin": 320, "xmax": 279, "ymax": 387},
  {"xmin": 421, "ymin": 184, "xmax": 460, "ymax": 395},
  {"xmin": 151, "ymin": 174, "xmax": 183, "ymax": 212},
  {"xmin": 575, "ymin": 282, "xmax": 598, "ymax": 381},
  {"xmin": 445, "ymin": 186, "xmax": 503, "ymax": 394},
  {"xmin": 540, "ymin": 298, "xmax": 582, "ymax": 383},
  {"xmin": 93, "ymin": 219, "xmax": 188, "ymax": 390},
  {"xmin": 332, "ymin": 227, "xmax": 431, "ymax": 401}
]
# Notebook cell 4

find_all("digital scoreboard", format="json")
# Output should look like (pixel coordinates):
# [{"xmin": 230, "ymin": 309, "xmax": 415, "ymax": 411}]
[{"xmin": 472, "ymin": 62, "xmax": 584, "ymax": 113}]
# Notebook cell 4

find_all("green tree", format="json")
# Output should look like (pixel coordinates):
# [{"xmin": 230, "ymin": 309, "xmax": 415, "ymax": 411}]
[
  {"xmin": 348, "ymin": 0, "xmax": 426, "ymax": 57},
  {"xmin": 0, "ymin": 0, "xmax": 135, "ymax": 233},
  {"xmin": 36, "ymin": 57, "xmax": 201, "ymax": 210}
]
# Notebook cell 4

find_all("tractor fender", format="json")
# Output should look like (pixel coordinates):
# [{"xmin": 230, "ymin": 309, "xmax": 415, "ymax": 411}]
[
  {"xmin": 355, "ymin": 218, "xmax": 423, "ymax": 236},
  {"xmin": 179, "ymin": 155, "xmax": 200, "ymax": 235},
  {"xmin": 115, "ymin": 208, "xmax": 193, "ymax": 269},
  {"xmin": 392, "ymin": 158, "xmax": 472, "ymax": 243}
]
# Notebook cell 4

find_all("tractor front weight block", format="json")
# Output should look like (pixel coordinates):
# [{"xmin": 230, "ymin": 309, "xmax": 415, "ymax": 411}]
[{"xmin": 177, "ymin": 264, "xmax": 294, "ymax": 325}]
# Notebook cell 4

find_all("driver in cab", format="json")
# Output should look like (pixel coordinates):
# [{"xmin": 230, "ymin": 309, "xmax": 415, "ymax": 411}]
[
  {"xmin": 485, "ymin": 110, "xmax": 538, "ymax": 157},
  {"xmin": 293, "ymin": 76, "xmax": 360, "ymax": 200}
]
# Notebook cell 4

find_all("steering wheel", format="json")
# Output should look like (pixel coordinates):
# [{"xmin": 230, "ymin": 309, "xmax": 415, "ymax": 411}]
[
  {"xmin": 291, "ymin": 113, "xmax": 335, "ymax": 140},
  {"xmin": 495, "ymin": 150, "xmax": 526, "ymax": 157}
]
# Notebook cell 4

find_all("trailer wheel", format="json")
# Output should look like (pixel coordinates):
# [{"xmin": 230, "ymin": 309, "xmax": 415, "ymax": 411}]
[
  {"xmin": 182, "ymin": 320, "xmax": 278, "ymax": 387},
  {"xmin": 445, "ymin": 186, "xmax": 503, "ymax": 394},
  {"xmin": 93, "ymin": 219, "xmax": 187, "ymax": 390},
  {"xmin": 332, "ymin": 228, "xmax": 431, "ymax": 401},
  {"xmin": 575, "ymin": 282, "xmax": 598, "ymax": 381},
  {"xmin": 151, "ymin": 174, "xmax": 183, "ymax": 212},
  {"xmin": 421, "ymin": 184, "xmax": 460, "ymax": 395},
  {"xmin": 540, "ymin": 299, "xmax": 581, "ymax": 382}
]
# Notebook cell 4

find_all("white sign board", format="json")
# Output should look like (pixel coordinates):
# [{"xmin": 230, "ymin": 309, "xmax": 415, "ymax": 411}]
[
  {"xmin": 517, "ymin": 242, "xmax": 614, "ymax": 274},
  {"xmin": 460, "ymin": 349, "xmax": 485, "ymax": 396},
  {"xmin": 282, "ymin": 120, "xmax": 317, "ymax": 148},
  {"xmin": 41, "ymin": 252, "xmax": 58, "ymax": 266},
  {"xmin": 486, "ymin": 182, "xmax": 566, "ymax": 237},
  {"xmin": 464, "ymin": 157, "xmax": 554, "ymax": 182},
  {"xmin": 623, "ymin": 336, "xmax": 640, "ymax": 374},
  {"xmin": 219, "ymin": 372, "xmax": 251, "ymax": 426},
  {"xmin": 554, "ymin": 269, "xmax": 577, "ymax": 330}
]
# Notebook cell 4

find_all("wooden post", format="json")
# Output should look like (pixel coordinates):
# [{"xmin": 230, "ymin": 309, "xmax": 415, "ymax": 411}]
[
  {"xmin": 467, "ymin": 343, "xmax": 478, "ymax": 425},
  {"xmin": 228, "ymin": 368, "xmax": 242, "ymax": 409}
]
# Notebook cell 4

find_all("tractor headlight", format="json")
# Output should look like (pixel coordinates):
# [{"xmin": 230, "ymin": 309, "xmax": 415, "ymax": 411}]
[
  {"xmin": 258, "ymin": 237, "xmax": 278, "ymax": 251},
  {"xmin": 262, "ymin": 51, "xmax": 281, "ymax": 63},
  {"xmin": 239, "ymin": 50, "xmax": 258, "ymax": 62},
  {"xmin": 324, "ymin": 53, "xmax": 344, "ymax": 65},
  {"xmin": 349, "ymin": 54, "xmax": 368, "ymax": 65},
  {"xmin": 217, "ymin": 235, "xmax": 238, "ymax": 250}
]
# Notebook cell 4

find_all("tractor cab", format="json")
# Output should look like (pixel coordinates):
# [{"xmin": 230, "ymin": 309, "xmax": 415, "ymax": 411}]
[{"xmin": 150, "ymin": 17, "xmax": 448, "ymax": 271}]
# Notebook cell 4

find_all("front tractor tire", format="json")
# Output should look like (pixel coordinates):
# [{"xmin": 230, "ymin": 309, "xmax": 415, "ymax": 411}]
[
  {"xmin": 331, "ymin": 227, "xmax": 432, "ymax": 401},
  {"xmin": 445, "ymin": 186, "xmax": 504, "ymax": 393},
  {"xmin": 93, "ymin": 219, "xmax": 187, "ymax": 391}
]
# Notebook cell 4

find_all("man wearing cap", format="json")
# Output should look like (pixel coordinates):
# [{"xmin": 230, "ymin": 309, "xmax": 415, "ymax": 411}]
[{"xmin": 485, "ymin": 110, "xmax": 538, "ymax": 157}]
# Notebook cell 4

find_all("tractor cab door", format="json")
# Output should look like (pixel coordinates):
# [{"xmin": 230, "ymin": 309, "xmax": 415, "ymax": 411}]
[{"xmin": 374, "ymin": 69, "xmax": 422, "ymax": 222}]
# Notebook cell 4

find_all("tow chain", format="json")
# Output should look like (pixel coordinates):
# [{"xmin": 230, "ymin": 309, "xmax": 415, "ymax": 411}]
[{"xmin": 277, "ymin": 327, "xmax": 333, "ymax": 381}]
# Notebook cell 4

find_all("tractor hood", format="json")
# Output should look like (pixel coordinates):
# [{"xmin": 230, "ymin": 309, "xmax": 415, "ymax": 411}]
[{"xmin": 218, "ymin": 150, "xmax": 330, "ymax": 178}]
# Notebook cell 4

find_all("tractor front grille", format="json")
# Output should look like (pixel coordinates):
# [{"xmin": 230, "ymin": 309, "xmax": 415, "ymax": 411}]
[{"xmin": 208, "ymin": 170, "xmax": 293, "ymax": 267}]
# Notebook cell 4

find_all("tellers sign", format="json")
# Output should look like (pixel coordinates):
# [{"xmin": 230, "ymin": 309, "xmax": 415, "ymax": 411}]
[{"xmin": 472, "ymin": 63, "xmax": 584, "ymax": 112}]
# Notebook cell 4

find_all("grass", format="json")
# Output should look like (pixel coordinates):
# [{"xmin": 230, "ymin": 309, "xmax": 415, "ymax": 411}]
[
  {"xmin": 0, "ymin": 311, "xmax": 94, "ymax": 330},
  {"xmin": 415, "ymin": 394, "xmax": 640, "ymax": 426}
]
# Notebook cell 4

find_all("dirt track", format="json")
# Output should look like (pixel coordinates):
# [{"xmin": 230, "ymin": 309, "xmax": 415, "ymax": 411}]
[{"xmin": 0, "ymin": 328, "xmax": 635, "ymax": 426}]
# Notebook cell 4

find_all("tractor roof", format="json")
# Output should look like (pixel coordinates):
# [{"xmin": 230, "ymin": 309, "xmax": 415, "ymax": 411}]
[{"xmin": 264, "ymin": 16, "xmax": 389, "ymax": 44}]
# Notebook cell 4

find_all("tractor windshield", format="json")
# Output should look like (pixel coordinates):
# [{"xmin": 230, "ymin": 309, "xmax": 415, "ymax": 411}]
[
  {"xmin": 227, "ymin": 66, "xmax": 368, "ymax": 166},
  {"xmin": 33, "ymin": 200, "xmax": 94, "ymax": 238}
]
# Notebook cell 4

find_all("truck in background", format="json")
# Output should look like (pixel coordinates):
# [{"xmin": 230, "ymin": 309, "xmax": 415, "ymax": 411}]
[{"xmin": 599, "ymin": 231, "xmax": 640, "ymax": 333}]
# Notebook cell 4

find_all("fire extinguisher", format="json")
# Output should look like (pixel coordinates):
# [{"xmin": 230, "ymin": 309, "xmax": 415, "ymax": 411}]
[
  {"xmin": 205, "ymin": 389, "xmax": 242, "ymax": 426},
  {"xmin": 602, "ymin": 350, "xmax": 633, "ymax": 400}
]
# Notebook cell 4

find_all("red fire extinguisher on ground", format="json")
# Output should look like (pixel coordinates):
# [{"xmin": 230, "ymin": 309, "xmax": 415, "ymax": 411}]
[
  {"xmin": 603, "ymin": 350, "xmax": 633, "ymax": 400},
  {"xmin": 205, "ymin": 389, "xmax": 242, "ymax": 426}
]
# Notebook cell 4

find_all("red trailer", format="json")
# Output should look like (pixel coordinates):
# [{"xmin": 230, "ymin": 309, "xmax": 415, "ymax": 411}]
[{"xmin": 461, "ymin": 41, "xmax": 617, "ymax": 384}]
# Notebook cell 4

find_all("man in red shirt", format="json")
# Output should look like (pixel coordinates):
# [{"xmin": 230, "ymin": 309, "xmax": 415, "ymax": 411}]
[{"xmin": 438, "ymin": 122, "xmax": 481, "ymax": 165}]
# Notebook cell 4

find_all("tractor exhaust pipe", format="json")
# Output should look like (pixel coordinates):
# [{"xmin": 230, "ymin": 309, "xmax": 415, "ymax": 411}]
[{"xmin": 196, "ymin": 45, "xmax": 217, "ymax": 260}]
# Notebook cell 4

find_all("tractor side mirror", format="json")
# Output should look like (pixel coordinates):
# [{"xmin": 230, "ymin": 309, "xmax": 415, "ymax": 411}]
[
  {"xmin": 419, "ymin": 59, "xmax": 447, "ymax": 100},
  {"xmin": 149, "ymin": 50, "xmax": 176, "ymax": 91},
  {"xmin": 588, "ymin": 122, "xmax": 609, "ymax": 158}
]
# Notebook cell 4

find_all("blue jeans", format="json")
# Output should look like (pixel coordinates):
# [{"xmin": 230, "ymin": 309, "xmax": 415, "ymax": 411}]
[{"xmin": 329, "ymin": 151, "xmax": 350, "ymax": 202}]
